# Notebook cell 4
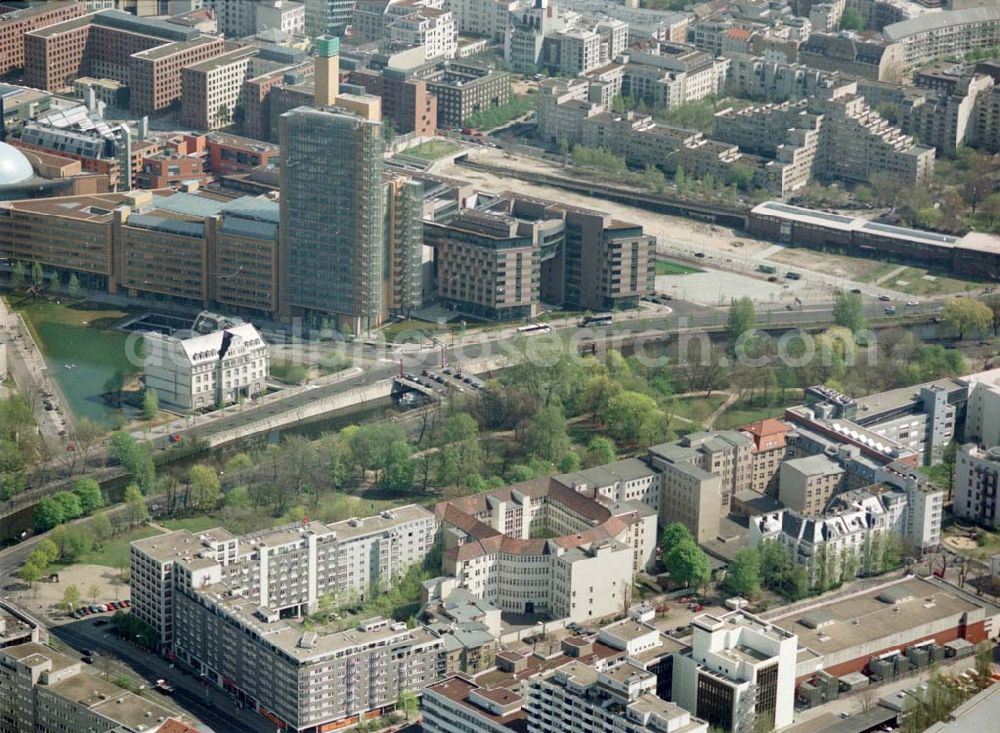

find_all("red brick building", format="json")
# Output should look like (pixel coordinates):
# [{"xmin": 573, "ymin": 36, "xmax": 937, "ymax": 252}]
[
  {"xmin": 349, "ymin": 68, "xmax": 437, "ymax": 137},
  {"xmin": 0, "ymin": 0, "xmax": 83, "ymax": 77},
  {"xmin": 130, "ymin": 36, "xmax": 226, "ymax": 117},
  {"xmin": 206, "ymin": 132, "xmax": 279, "ymax": 176}
]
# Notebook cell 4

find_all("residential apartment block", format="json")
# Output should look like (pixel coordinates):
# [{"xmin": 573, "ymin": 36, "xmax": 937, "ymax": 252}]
[
  {"xmin": 525, "ymin": 660, "xmax": 709, "ymax": 733},
  {"xmin": 143, "ymin": 321, "xmax": 269, "ymax": 411},
  {"xmin": 435, "ymin": 478, "xmax": 657, "ymax": 621},
  {"xmin": 130, "ymin": 506, "xmax": 435, "ymax": 650},
  {"xmin": 0, "ymin": 642, "xmax": 179, "ymax": 733},
  {"xmin": 955, "ymin": 444, "xmax": 1000, "ymax": 529},
  {"xmin": 883, "ymin": 5, "xmax": 1000, "ymax": 71}
]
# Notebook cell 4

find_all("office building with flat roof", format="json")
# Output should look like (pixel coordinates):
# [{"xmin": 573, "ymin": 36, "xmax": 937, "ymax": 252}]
[
  {"xmin": 0, "ymin": 1, "xmax": 84, "ymax": 77},
  {"xmin": 525, "ymin": 660, "xmax": 709, "ymax": 733},
  {"xmin": 278, "ymin": 105, "xmax": 386, "ymax": 334},
  {"xmin": 673, "ymin": 610, "xmax": 798, "ymax": 733}
]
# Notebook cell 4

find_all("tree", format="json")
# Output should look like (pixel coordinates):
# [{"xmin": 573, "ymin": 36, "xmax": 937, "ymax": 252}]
[
  {"xmin": 73, "ymin": 478, "xmax": 104, "ymax": 515},
  {"xmin": 660, "ymin": 522, "xmax": 693, "ymax": 552},
  {"xmin": 674, "ymin": 165, "xmax": 687, "ymax": 195},
  {"xmin": 54, "ymin": 491, "xmax": 82, "ymax": 521},
  {"xmin": 943, "ymin": 297, "xmax": 992, "ymax": 339},
  {"xmin": 381, "ymin": 440, "xmax": 416, "ymax": 491},
  {"xmin": 833, "ymin": 291, "xmax": 867, "ymax": 334},
  {"xmin": 643, "ymin": 164, "xmax": 666, "ymax": 194},
  {"xmin": 36, "ymin": 538, "xmax": 60, "ymax": 565},
  {"xmin": 725, "ymin": 549, "xmax": 762, "ymax": 599},
  {"xmin": 558, "ymin": 136, "xmax": 570, "ymax": 163},
  {"xmin": 87, "ymin": 513, "xmax": 113, "ymax": 549},
  {"xmin": 975, "ymin": 641, "xmax": 993, "ymax": 679},
  {"xmin": 31, "ymin": 261, "xmax": 44, "ymax": 287},
  {"xmin": 124, "ymin": 484, "xmax": 149, "ymax": 527},
  {"xmin": 664, "ymin": 540, "xmax": 711, "ymax": 589},
  {"xmin": 62, "ymin": 584, "xmax": 81, "ymax": 610},
  {"xmin": 398, "ymin": 690, "xmax": 419, "ymax": 722},
  {"xmin": 726, "ymin": 297, "xmax": 756, "ymax": 353},
  {"xmin": 839, "ymin": 7, "xmax": 865, "ymax": 31},
  {"xmin": 583, "ymin": 436, "xmax": 617, "ymax": 468},
  {"xmin": 88, "ymin": 582, "xmax": 101, "ymax": 603},
  {"xmin": 34, "ymin": 496, "xmax": 65, "ymax": 531},
  {"xmin": 73, "ymin": 418, "xmax": 103, "ymax": 470},
  {"xmin": 523, "ymin": 406, "xmax": 571, "ymax": 463},
  {"xmin": 109, "ymin": 432, "xmax": 155, "ymax": 493},
  {"xmin": 67, "ymin": 273, "xmax": 81, "ymax": 297},
  {"xmin": 50, "ymin": 525, "xmax": 94, "ymax": 561},
  {"xmin": 142, "ymin": 388, "xmax": 158, "ymax": 420},
  {"xmin": 11, "ymin": 260, "xmax": 26, "ymax": 288},
  {"xmin": 19, "ymin": 561, "xmax": 41, "ymax": 589},
  {"xmin": 602, "ymin": 390, "xmax": 667, "ymax": 446},
  {"xmin": 557, "ymin": 452, "xmax": 581, "ymax": 473},
  {"xmin": 103, "ymin": 371, "xmax": 126, "ymax": 408},
  {"xmin": 187, "ymin": 465, "xmax": 221, "ymax": 510}
]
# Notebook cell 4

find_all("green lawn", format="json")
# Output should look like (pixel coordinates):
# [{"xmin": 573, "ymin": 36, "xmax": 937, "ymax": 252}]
[
  {"xmin": 667, "ymin": 395, "xmax": 727, "ymax": 426},
  {"xmin": 655, "ymin": 259, "xmax": 704, "ymax": 276},
  {"xmin": 714, "ymin": 407, "xmax": 783, "ymax": 431},
  {"xmin": 882, "ymin": 267, "xmax": 985, "ymax": 296},
  {"xmin": 15, "ymin": 300, "xmax": 139, "ymax": 426},
  {"xmin": 160, "ymin": 517, "xmax": 223, "ymax": 533},
  {"xmin": 75, "ymin": 526, "xmax": 162, "ymax": 569},
  {"xmin": 403, "ymin": 140, "xmax": 462, "ymax": 161},
  {"xmin": 856, "ymin": 261, "xmax": 901, "ymax": 284}
]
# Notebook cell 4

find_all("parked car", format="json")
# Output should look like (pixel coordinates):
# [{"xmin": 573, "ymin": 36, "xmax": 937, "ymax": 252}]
[
  {"xmin": 89, "ymin": 604, "xmax": 105, "ymax": 613},
  {"xmin": 878, "ymin": 294, "xmax": 891, "ymax": 302},
  {"xmin": 120, "ymin": 599, "xmax": 131, "ymax": 608}
]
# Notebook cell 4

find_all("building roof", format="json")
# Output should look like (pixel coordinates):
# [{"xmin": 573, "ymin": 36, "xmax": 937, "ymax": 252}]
[
  {"xmin": 741, "ymin": 418, "xmax": 790, "ymax": 452},
  {"xmin": 765, "ymin": 577, "xmax": 997, "ymax": 658},
  {"xmin": 425, "ymin": 676, "xmax": 528, "ymax": 731},
  {"xmin": 782, "ymin": 454, "xmax": 845, "ymax": 478},
  {"xmin": 884, "ymin": 6, "xmax": 1000, "ymax": 42}
]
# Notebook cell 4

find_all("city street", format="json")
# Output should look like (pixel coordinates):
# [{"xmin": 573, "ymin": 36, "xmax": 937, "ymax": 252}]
[{"xmin": 50, "ymin": 619, "xmax": 273, "ymax": 733}]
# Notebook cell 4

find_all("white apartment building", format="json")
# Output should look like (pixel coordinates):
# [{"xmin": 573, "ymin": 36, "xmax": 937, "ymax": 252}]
[
  {"xmin": 255, "ymin": 0, "xmax": 306, "ymax": 35},
  {"xmin": 964, "ymin": 374, "xmax": 1000, "ymax": 448},
  {"xmin": 181, "ymin": 47, "xmax": 257, "ymax": 130},
  {"xmin": 955, "ymin": 444, "xmax": 1000, "ymax": 529},
  {"xmin": 436, "ymin": 479, "xmax": 657, "ymax": 622},
  {"xmin": 143, "ymin": 321, "xmax": 268, "ymax": 411},
  {"xmin": 210, "ymin": 0, "xmax": 259, "ymax": 37},
  {"xmin": 525, "ymin": 660, "xmax": 709, "ymax": 733},
  {"xmin": 673, "ymin": 610, "xmax": 798, "ymax": 733},
  {"xmin": 130, "ymin": 506, "xmax": 435, "ymax": 650},
  {"xmin": 389, "ymin": 7, "xmax": 458, "ymax": 60},
  {"xmin": 447, "ymin": 0, "xmax": 519, "ymax": 40}
]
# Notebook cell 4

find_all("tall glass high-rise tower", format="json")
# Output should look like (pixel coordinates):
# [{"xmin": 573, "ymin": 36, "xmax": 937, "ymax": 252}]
[{"xmin": 278, "ymin": 106, "xmax": 386, "ymax": 334}]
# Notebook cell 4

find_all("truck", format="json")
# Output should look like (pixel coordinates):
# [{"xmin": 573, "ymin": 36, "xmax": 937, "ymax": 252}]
[{"xmin": 757, "ymin": 264, "xmax": 776, "ymax": 274}]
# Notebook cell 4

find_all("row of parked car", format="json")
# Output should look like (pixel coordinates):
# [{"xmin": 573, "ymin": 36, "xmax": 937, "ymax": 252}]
[{"xmin": 70, "ymin": 599, "xmax": 130, "ymax": 619}]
